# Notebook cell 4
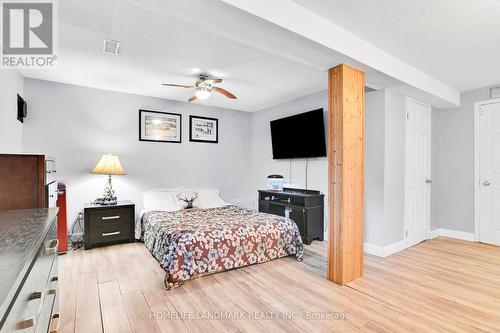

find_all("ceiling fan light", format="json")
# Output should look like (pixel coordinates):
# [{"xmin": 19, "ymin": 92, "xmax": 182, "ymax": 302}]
[{"xmin": 195, "ymin": 87, "xmax": 211, "ymax": 100}]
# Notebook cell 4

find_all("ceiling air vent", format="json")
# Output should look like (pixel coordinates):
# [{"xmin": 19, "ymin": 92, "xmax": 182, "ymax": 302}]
[
  {"xmin": 490, "ymin": 86, "xmax": 500, "ymax": 99},
  {"xmin": 103, "ymin": 39, "xmax": 120, "ymax": 55}
]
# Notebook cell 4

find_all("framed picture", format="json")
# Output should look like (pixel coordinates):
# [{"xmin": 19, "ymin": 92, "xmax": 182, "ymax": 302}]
[
  {"xmin": 139, "ymin": 110, "xmax": 182, "ymax": 143},
  {"xmin": 189, "ymin": 116, "xmax": 218, "ymax": 143}
]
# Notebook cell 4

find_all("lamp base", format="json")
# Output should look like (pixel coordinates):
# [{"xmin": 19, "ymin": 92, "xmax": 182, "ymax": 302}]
[
  {"xmin": 95, "ymin": 174, "xmax": 118, "ymax": 205},
  {"xmin": 94, "ymin": 196, "xmax": 117, "ymax": 206}
]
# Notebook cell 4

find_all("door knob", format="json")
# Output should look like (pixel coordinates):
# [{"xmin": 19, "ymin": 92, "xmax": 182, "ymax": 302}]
[
  {"xmin": 425, "ymin": 179, "xmax": 432, "ymax": 184},
  {"xmin": 483, "ymin": 181, "xmax": 491, "ymax": 187}
]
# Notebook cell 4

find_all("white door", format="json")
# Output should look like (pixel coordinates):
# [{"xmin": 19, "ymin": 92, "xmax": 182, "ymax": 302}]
[
  {"xmin": 404, "ymin": 98, "xmax": 432, "ymax": 247},
  {"xmin": 478, "ymin": 101, "xmax": 500, "ymax": 246}
]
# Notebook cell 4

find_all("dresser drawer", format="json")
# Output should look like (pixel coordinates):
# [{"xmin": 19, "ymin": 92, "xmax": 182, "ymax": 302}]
[
  {"xmin": 87, "ymin": 207, "xmax": 132, "ymax": 228},
  {"xmin": 35, "ymin": 262, "xmax": 58, "ymax": 333},
  {"xmin": 89, "ymin": 223, "xmax": 131, "ymax": 245},
  {"xmin": 2, "ymin": 220, "xmax": 58, "ymax": 332}
]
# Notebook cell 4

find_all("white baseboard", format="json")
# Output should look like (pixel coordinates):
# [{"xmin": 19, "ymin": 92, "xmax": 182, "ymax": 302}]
[
  {"xmin": 383, "ymin": 240, "xmax": 407, "ymax": 257},
  {"xmin": 430, "ymin": 228, "xmax": 441, "ymax": 239},
  {"xmin": 365, "ymin": 228, "xmax": 475, "ymax": 258},
  {"xmin": 363, "ymin": 243, "xmax": 384, "ymax": 257},
  {"xmin": 363, "ymin": 240, "xmax": 406, "ymax": 257},
  {"xmin": 430, "ymin": 228, "xmax": 474, "ymax": 241}
]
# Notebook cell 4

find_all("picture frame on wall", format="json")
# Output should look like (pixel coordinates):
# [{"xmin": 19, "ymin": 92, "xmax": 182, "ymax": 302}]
[
  {"xmin": 139, "ymin": 109, "xmax": 182, "ymax": 143},
  {"xmin": 189, "ymin": 115, "xmax": 218, "ymax": 143}
]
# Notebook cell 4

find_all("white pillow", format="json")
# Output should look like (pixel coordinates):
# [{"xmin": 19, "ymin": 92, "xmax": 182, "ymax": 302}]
[
  {"xmin": 147, "ymin": 187, "xmax": 184, "ymax": 193},
  {"xmin": 194, "ymin": 189, "xmax": 229, "ymax": 209},
  {"xmin": 143, "ymin": 188, "xmax": 183, "ymax": 211}
]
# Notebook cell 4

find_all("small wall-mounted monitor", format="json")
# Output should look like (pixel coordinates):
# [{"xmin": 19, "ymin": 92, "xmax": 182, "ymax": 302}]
[{"xmin": 17, "ymin": 94, "xmax": 27, "ymax": 123}]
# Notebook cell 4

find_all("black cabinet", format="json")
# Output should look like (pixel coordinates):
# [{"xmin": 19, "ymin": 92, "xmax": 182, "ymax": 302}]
[
  {"xmin": 258, "ymin": 188, "xmax": 324, "ymax": 245},
  {"xmin": 84, "ymin": 201, "xmax": 135, "ymax": 249}
]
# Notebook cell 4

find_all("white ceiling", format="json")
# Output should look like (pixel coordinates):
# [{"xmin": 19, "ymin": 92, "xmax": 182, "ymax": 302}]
[
  {"xmin": 290, "ymin": 0, "xmax": 500, "ymax": 92},
  {"xmin": 21, "ymin": 0, "xmax": 401, "ymax": 112},
  {"xmin": 22, "ymin": 0, "xmax": 497, "ymax": 111},
  {"xmin": 20, "ymin": 0, "xmax": 326, "ymax": 112}
]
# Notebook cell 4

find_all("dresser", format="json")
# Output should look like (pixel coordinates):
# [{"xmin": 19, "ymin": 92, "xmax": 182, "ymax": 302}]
[
  {"xmin": 0, "ymin": 208, "xmax": 59, "ymax": 333},
  {"xmin": 84, "ymin": 201, "xmax": 135, "ymax": 249},
  {"xmin": 258, "ymin": 188, "xmax": 324, "ymax": 245},
  {"xmin": 0, "ymin": 154, "xmax": 57, "ymax": 211}
]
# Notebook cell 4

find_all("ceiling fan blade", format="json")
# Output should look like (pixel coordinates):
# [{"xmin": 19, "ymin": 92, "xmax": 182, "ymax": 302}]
[
  {"xmin": 162, "ymin": 84, "xmax": 194, "ymax": 88},
  {"xmin": 207, "ymin": 78, "xmax": 223, "ymax": 83},
  {"xmin": 214, "ymin": 87, "xmax": 237, "ymax": 99},
  {"xmin": 188, "ymin": 96, "xmax": 198, "ymax": 103}
]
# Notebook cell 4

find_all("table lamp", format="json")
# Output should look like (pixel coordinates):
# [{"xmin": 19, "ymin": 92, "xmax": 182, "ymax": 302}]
[{"xmin": 91, "ymin": 153, "xmax": 126, "ymax": 205}]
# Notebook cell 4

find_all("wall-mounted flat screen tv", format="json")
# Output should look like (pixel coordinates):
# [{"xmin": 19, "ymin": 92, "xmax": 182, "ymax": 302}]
[{"xmin": 270, "ymin": 109, "xmax": 326, "ymax": 159}]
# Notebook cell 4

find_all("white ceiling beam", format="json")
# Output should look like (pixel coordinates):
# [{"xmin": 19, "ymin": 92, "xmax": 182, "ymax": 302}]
[{"xmin": 220, "ymin": 0, "xmax": 460, "ymax": 107}]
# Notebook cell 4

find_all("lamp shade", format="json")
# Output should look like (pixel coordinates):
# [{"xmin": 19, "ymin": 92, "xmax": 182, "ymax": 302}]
[{"xmin": 91, "ymin": 154, "xmax": 126, "ymax": 175}]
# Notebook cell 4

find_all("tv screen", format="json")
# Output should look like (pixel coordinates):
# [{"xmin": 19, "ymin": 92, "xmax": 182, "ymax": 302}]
[
  {"xmin": 270, "ymin": 109, "xmax": 326, "ymax": 159},
  {"xmin": 17, "ymin": 94, "xmax": 26, "ymax": 123}
]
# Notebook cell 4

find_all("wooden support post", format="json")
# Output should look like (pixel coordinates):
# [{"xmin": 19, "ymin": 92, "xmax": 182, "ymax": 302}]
[{"xmin": 327, "ymin": 64, "xmax": 365, "ymax": 285}]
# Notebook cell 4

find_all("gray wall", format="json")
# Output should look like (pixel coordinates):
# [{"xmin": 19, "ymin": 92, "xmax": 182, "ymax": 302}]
[
  {"xmin": 364, "ymin": 90, "xmax": 406, "ymax": 247},
  {"xmin": 23, "ymin": 78, "xmax": 254, "ymax": 229},
  {"xmin": 383, "ymin": 91, "xmax": 406, "ymax": 246},
  {"xmin": 431, "ymin": 109, "xmax": 440, "ymax": 230},
  {"xmin": 20, "ymin": 75, "xmax": 475, "ymax": 239},
  {"xmin": 250, "ymin": 91, "xmax": 329, "ymax": 235},
  {"xmin": 250, "ymin": 89, "xmax": 408, "ymax": 246},
  {"xmin": 437, "ymin": 87, "xmax": 490, "ymax": 233},
  {"xmin": 364, "ymin": 90, "xmax": 386, "ymax": 246},
  {"xmin": 0, "ymin": 70, "xmax": 24, "ymax": 153}
]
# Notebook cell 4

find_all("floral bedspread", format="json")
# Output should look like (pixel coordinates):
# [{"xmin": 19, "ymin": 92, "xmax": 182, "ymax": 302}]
[{"xmin": 139, "ymin": 205, "xmax": 304, "ymax": 289}]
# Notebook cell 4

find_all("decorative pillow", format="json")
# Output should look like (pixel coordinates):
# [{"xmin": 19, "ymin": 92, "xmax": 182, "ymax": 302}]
[
  {"xmin": 176, "ymin": 190, "xmax": 199, "ymax": 209},
  {"xmin": 143, "ymin": 187, "xmax": 183, "ymax": 211},
  {"xmin": 194, "ymin": 189, "xmax": 229, "ymax": 209}
]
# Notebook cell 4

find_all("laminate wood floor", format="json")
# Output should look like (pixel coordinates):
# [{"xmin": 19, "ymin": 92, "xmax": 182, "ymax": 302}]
[{"xmin": 58, "ymin": 237, "xmax": 500, "ymax": 333}]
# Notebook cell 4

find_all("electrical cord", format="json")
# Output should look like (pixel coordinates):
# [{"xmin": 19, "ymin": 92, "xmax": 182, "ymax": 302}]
[
  {"xmin": 68, "ymin": 212, "xmax": 85, "ymax": 250},
  {"xmin": 305, "ymin": 157, "xmax": 308, "ymax": 189}
]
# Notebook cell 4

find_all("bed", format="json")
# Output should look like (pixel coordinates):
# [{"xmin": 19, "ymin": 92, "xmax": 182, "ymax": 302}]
[{"xmin": 137, "ymin": 195, "xmax": 304, "ymax": 290}]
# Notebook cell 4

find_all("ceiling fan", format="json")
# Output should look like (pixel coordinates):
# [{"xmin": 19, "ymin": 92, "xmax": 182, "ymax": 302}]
[{"xmin": 162, "ymin": 74, "xmax": 237, "ymax": 103}]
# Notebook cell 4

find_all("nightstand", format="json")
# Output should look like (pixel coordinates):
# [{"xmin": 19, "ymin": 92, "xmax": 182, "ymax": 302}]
[{"xmin": 84, "ymin": 200, "xmax": 135, "ymax": 249}]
